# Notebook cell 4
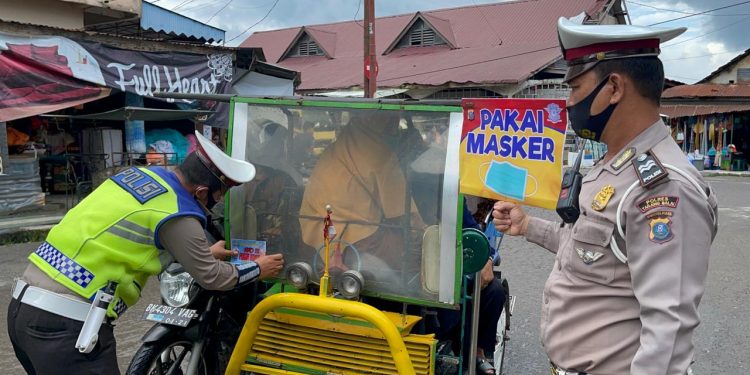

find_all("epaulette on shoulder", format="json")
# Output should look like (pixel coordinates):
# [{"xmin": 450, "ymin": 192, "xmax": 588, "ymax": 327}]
[{"xmin": 632, "ymin": 150, "xmax": 668, "ymax": 188}]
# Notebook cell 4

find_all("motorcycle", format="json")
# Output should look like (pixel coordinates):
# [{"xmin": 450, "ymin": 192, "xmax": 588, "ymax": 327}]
[
  {"xmin": 126, "ymin": 214, "xmax": 258, "ymax": 375},
  {"xmin": 125, "ymin": 263, "xmax": 258, "ymax": 375}
]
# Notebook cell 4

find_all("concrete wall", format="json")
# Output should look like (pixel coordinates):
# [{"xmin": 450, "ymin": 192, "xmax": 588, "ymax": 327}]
[
  {"xmin": 0, "ymin": 0, "xmax": 84, "ymax": 29},
  {"xmin": 708, "ymin": 54, "xmax": 750, "ymax": 84}
]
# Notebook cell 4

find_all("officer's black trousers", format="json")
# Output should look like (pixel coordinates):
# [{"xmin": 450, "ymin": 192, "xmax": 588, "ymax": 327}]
[{"xmin": 7, "ymin": 296, "xmax": 119, "ymax": 375}]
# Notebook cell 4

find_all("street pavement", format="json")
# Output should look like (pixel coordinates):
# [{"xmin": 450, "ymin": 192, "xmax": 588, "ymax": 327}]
[
  {"xmin": 0, "ymin": 242, "xmax": 160, "ymax": 374},
  {"xmin": 0, "ymin": 176, "xmax": 747, "ymax": 374}
]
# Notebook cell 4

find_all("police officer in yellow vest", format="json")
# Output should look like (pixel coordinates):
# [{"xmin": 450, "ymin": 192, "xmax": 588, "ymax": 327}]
[
  {"xmin": 492, "ymin": 19, "xmax": 718, "ymax": 374},
  {"xmin": 8, "ymin": 131, "xmax": 284, "ymax": 374}
]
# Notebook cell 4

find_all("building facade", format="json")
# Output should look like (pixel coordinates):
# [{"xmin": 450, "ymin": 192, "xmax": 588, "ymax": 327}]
[{"xmin": 661, "ymin": 49, "xmax": 750, "ymax": 171}]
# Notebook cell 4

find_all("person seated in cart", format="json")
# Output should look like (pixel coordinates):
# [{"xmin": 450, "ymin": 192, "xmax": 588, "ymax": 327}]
[
  {"xmin": 299, "ymin": 110, "xmax": 427, "ymax": 295},
  {"xmin": 436, "ymin": 198, "xmax": 506, "ymax": 375},
  {"xmin": 241, "ymin": 120, "xmax": 304, "ymax": 252}
]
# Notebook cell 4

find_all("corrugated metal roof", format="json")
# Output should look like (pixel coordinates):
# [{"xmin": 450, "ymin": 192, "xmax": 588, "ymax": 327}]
[
  {"xmin": 660, "ymin": 104, "xmax": 750, "ymax": 118},
  {"xmin": 141, "ymin": 2, "xmax": 225, "ymax": 43},
  {"xmin": 662, "ymin": 84, "xmax": 750, "ymax": 98},
  {"xmin": 241, "ymin": 0, "xmax": 610, "ymax": 91}
]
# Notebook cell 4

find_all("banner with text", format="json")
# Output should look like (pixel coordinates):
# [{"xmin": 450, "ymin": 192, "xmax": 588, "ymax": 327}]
[
  {"xmin": 460, "ymin": 98, "xmax": 567, "ymax": 210},
  {"xmin": 1, "ymin": 32, "xmax": 232, "ymax": 126}
]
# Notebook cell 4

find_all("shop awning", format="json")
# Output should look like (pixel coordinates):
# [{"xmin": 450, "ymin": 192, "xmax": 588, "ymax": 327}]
[
  {"xmin": 42, "ymin": 107, "xmax": 213, "ymax": 122},
  {"xmin": 660, "ymin": 104, "xmax": 750, "ymax": 118},
  {"xmin": 85, "ymin": 2, "xmax": 225, "ymax": 43}
]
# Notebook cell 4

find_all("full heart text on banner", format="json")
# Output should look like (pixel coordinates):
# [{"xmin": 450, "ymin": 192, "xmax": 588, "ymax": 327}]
[{"xmin": 460, "ymin": 98, "xmax": 567, "ymax": 210}]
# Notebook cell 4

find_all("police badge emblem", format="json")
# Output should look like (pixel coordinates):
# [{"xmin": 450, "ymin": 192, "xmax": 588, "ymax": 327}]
[
  {"xmin": 648, "ymin": 217, "xmax": 673, "ymax": 243},
  {"xmin": 545, "ymin": 103, "xmax": 563, "ymax": 124},
  {"xmin": 592, "ymin": 184, "xmax": 615, "ymax": 211}
]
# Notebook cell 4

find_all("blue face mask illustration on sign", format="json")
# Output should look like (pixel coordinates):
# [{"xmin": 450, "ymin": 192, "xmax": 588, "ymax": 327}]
[{"xmin": 482, "ymin": 160, "xmax": 538, "ymax": 201}]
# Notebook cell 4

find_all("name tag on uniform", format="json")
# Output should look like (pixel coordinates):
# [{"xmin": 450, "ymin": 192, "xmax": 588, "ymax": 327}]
[{"xmin": 111, "ymin": 168, "xmax": 167, "ymax": 204}]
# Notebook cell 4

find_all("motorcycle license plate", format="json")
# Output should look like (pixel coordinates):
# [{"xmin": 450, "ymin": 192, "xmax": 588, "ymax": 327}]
[{"xmin": 142, "ymin": 303, "xmax": 197, "ymax": 327}]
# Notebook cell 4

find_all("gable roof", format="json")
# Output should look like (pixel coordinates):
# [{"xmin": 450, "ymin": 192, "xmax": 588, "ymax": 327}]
[
  {"xmin": 698, "ymin": 48, "xmax": 750, "ymax": 84},
  {"xmin": 241, "ymin": 0, "xmax": 613, "ymax": 91},
  {"xmin": 422, "ymin": 13, "xmax": 457, "ymax": 47},
  {"xmin": 278, "ymin": 26, "xmax": 337, "ymax": 59},
  {"xmin": 306, "ymin": 27, "xmax": 337, "ymax": 57},
  {"xmin": 382, "ymin": 12, "xmax": 457, "ymax": 54}
]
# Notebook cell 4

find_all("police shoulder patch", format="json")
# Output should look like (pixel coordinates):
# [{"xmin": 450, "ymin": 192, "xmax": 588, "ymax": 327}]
[
  {"xmin": 111, "ymin": 167, "xmax": 168, "ymax": 204},
  {"xmin": 633, "ymin": 151, "xmax": 668, "ymax": 188}
]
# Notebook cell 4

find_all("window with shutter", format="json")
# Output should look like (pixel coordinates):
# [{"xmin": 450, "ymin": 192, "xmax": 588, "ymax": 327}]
[
  {"xmin": 291, "ymin": 35, "xmax": 323, "ymax": 57},
  {"xmin": 397, "ymin": 19, "xmax": 446, "ymax": 49},
  {"xmin": 738, "ymin": 68, "xmax": 750, "ymax": 83}
]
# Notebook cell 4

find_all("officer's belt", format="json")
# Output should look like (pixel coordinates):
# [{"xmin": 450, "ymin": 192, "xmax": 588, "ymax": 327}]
[{"xmin": 12, "ymin": 279, "xmax": 90, "ymax": 322}]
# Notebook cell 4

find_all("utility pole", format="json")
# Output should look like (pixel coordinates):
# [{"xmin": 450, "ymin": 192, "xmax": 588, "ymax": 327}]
[{"xmin": 363, "ymin": 0, "xmax": 377, "ymax": 98}]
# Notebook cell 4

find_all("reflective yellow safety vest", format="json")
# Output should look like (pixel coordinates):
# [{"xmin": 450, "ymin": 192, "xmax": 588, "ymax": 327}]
[{"xmin": 29, "ymin": 167, "xmax": 206, "ymax": 318}]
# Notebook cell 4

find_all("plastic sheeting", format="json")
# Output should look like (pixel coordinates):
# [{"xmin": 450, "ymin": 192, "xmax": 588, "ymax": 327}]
[
  {"xmin": 146, "ymin": 129, "xmax": 189, "ymax": 164},
  {"xmin": 232, "ymin": 71, "xmax": 295, "ymax": 97},
  {"xmin": 0, "ymin": 157, "xmax": 45, "ymax": 214}
]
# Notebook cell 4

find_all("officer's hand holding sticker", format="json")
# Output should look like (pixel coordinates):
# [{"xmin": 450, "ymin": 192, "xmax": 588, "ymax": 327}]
[{"xmin": 256, "ymin": 254, "xmax": 285, "ymax": 280}]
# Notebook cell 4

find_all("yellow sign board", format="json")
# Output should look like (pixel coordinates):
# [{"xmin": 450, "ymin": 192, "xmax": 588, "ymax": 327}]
[{"xmin": 459, "ymin": 98, "xmax": 567, "ymax": 209}]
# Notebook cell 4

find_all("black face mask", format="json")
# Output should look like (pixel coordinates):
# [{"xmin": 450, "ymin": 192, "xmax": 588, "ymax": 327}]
[
  {"xmin": 195, "ymin": 188, "xmax": 220, "ymax": 212},
  {"xmin": 566, "ymin": 76, "xmax": 618, "ymax": 142},
  {"xmin": 205, "ymin": 190, "xmax": 218, "ymax": 211}
]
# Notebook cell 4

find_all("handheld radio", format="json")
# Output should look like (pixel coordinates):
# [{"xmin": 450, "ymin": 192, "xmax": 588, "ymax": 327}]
[{"xmin": 556, "ymin": 143, "xmax": 585, "ymax": 224}]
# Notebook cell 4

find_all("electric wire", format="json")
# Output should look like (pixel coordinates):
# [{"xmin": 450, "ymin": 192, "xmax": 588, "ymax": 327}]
[
  {"xmin": 648, "ymin": 0, "xmax": 750, "ymax": 25},
  {"xmin": 354, "ymin": 0, "xmax": 363, "ymax": 28},
  {"xmin": 226, "ymin": 0, "xmax": 281, "ymax": 43},
  {"xmin": 629, "ymin": 0, "xmax": 750, "ymax": 16},
  {"xmin": 206, "ymin": 0, "xmax": 233, "ymax": 23},
  {"xmin": 662, "ymin": 15, "xmax": 750, "ymax": 47},
  {"xmin": 661, "ymin": 49, "xmax": 748, "ymax": 61}
]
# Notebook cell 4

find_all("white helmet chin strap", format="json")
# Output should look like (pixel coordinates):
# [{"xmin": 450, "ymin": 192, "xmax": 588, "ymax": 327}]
[{"xmin": 610, "ymin": 163, "xmax": 715, "ymax": 264}]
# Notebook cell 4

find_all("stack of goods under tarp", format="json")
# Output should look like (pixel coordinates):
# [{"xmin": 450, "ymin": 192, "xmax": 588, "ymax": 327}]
[{"xmin": 145, "ymin": 129, "xmax": 193, "ymax": 166}]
